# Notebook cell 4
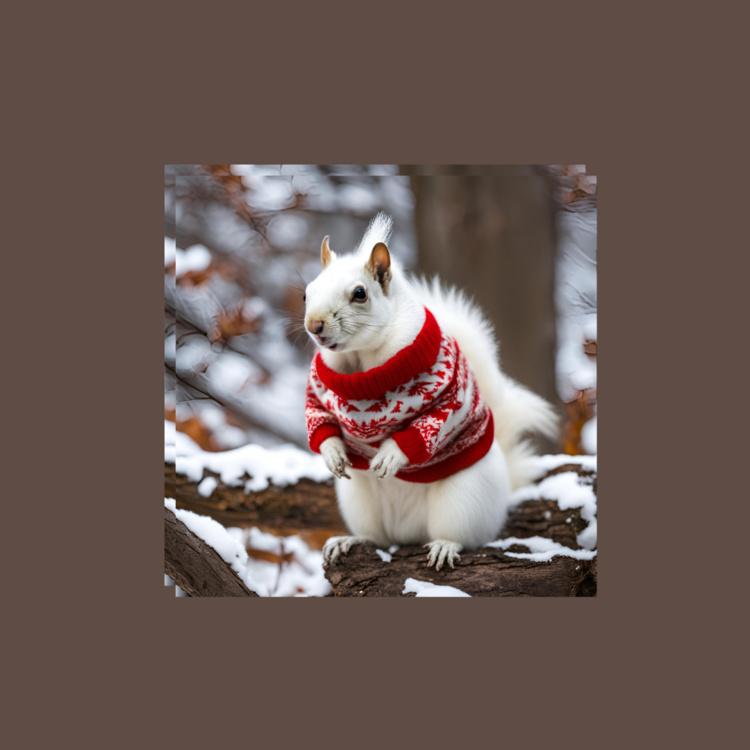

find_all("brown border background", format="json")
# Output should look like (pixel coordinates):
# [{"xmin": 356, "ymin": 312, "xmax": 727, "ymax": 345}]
[{"xmin": 6, "ymin": 3, "xmax": 746, "ymax": 747}]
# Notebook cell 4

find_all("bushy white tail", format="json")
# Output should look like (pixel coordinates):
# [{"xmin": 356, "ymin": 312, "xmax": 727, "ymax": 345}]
[{"xmin": 410, "ymin": 276, "xmax": 558, "ymax": 489}]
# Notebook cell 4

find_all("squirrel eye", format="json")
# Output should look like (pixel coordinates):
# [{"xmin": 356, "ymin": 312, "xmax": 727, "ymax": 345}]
[
  {"xmin": 351, "ymin": 286, "xmax": 367, "ymax": 302},
  {"xmin": 303, "ymin": 293, "xmax": 306, "ymax": 302}
]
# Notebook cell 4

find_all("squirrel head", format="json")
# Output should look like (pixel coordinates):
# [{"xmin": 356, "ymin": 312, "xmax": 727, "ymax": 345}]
[{"xmin": 304, "ymin": 213, "xmax": 397, "ymax": 354}]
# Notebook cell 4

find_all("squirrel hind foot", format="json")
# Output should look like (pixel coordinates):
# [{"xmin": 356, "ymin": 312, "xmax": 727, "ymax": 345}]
[
  {"xmin": 322, "ymin": 535, "xmax": 371, "ymax": 566},
  {"xmin": 424, "ymin": 540, "xmax": 463, "ymax": 571}
]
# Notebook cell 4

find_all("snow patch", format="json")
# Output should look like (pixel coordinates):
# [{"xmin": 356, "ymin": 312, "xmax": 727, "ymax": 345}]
[
  {"xmin": 581, "ymin": 417, "xmax": 597, "ymax": 454},
  {"xmin": 164, "ymin": 499, "xmax": 330, "ymax": 597},
  {"xmin": 168, "ymin": 420, "xmax": 330, "ymax": 490},
  {"xmin": 512, "ymin": 470, "xmax": 597, "ymax": 550},
  {"xmin": 208, "ymin": 351, "xmax": 260, "ymax": 394},
  {"xmin": 164, "ymin": 498, "xmax": 261, "ymax": 594},
  {"xmin": 375, "ymin": 549, "xmax": 392, "ymax": 563},
  {"xmin": 486, "ymin": 536, "xmax": 597, "ymax": 562},
  {"xmin": 164, "ymin": 236, "xmax": 176, "ymax": 266},
  {"xmin": 164, "ymin": 419, "xmax": 178, "ymax": 463},
  {"xmin": 402, "ymin": 578, "xmax": 471, "ymax": 598},
  {"xmin": 197, "ymin": 476, "xmax": 218, "ymax": 498},
  {"xmin": 175, "ymin": 244, "xmax": 211, "ymax": 276},
  {"xmin": 230, "ymin": 526, "xmax": 331, "ymax": 597}
]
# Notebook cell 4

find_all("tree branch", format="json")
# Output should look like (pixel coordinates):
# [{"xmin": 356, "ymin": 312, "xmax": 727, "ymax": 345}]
[
  {"xmin": 164, "ymin": 461, "xmax": 344, "ymax": 532},
  {"xmin": 164, "ymin": 506, "xmax": 257, "ymax": 597},
  {"xmin": 164, "ymin": 457, "xmax": 596, "ymax": 597},
  {"xmin": 324, "ymin": 543, "xmax": 596, "ymax": 597}
]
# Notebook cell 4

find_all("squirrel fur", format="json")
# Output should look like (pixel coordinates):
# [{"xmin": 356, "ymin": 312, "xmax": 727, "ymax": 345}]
[{"xmin": 304, "ymin": 213, "xmax": 557, "ymax": 570}]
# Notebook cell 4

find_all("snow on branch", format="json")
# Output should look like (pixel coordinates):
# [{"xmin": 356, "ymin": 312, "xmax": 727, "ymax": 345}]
[
  {"xmin": 164, "ymin": 502, "xmax": 258, "ymax": 597},
  {"xmin": 164, "ymin": 421, "xmax": 598, "ymax": 597},
  {"xmin": 165, "ymin": 421, "xmax": 343, "ymax": 530}
]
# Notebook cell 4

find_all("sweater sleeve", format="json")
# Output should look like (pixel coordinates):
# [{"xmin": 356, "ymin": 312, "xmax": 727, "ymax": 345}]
[
  {"xmin": 391, "ymin": 354, "xmax": 473, "ymax": 465},
  {"xmin": 305, "ymin": 376, "xmax": 342, "ymax": 453}
]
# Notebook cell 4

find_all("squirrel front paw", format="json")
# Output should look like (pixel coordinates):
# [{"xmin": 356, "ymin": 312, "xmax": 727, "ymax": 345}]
[
  {"xmin": 320, "ymin": 437, "xmax": 352, "ymax": 479},
  {"xmin": 369, "ymin": 438, "xmax": 408, "ymax": 479}
]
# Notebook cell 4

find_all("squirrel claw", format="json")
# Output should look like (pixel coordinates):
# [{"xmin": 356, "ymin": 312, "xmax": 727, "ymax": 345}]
[
  {"xmin": 323, "ymin": 535, "xmax": 369, "ymax": 565},
  {"xmin": 424, "ymin": 540, "xmax": 462, "ymax": 571},
  {"xmin": 369, "ymin": 439, "xmax": 408, "ymax": 479},
  {"xmin": 320, "ymin": 437, "xmax": 351, "ymax": 479}
]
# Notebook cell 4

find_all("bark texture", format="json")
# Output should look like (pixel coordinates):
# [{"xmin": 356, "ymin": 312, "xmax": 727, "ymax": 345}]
[
  {"xmin": 405, "ymin": 168, "xmax": 560, "ymax": 418},
  {"xmin": 164, "ymin": 506, "xmax": 257, "ymax": 597},
  {"xmin": 325, "ymin": 543, "xmax": 596, "ymax": 597},
  {"xmin": 164, "ymin": 462, "xmax": 344, "ymax": 531},
  {"xmin": 502, "ymin": 463, "xmax": 596, "ymax": 548}
]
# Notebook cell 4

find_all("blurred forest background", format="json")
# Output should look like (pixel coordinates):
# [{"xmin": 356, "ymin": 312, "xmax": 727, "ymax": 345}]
[{"xmin": 164, "ymin": 164, "xmax": 597, "ymax": 595}]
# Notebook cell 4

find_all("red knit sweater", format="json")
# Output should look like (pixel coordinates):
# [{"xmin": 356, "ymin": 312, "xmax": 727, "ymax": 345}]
[{"xmin": 305, "ymin": 307, "xmax": 494, "ymax": 482}]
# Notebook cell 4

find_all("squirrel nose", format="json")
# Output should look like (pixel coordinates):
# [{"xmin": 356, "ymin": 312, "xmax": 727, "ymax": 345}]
[{"xmin": 307, "ymin": 319, "xmax": 325, "ymax": 335}]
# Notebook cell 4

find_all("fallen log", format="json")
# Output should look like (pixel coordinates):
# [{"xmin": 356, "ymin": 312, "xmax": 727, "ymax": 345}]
[
  {"xmin": 323, "ymin": 461, "xmax": 597, "ymax": 596},
  {"xmin": 165, "ymin": 454, "xmax": 596, "ymax": 597},
  {"xmin": 324, "ymin": 542, "xmax": 596, "ymax": 597},
  {"xmin": 164, "ymin": 506, "xmax": 256, "ymax": 597},
  {"xmin": 164, "ymin": 462, "xmax": 343, "ymax": 531}
]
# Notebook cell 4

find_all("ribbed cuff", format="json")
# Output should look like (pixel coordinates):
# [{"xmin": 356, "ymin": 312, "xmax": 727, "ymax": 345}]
[
  {"xmin": 392, "ymin": 426, "xmax": 431, "ymax": 465},
  {"xmin": 309, "ymin": 423, "xmax": 342, "ymax": 453},
  {"xmin": 394, "ymin": 411, "xmax": 495, "ymax": 483}
]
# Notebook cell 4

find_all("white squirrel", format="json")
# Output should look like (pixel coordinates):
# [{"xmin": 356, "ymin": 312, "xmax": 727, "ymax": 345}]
[{"xmin": 304, "ymin": 213, "xmax": 557, "ymax": 570}]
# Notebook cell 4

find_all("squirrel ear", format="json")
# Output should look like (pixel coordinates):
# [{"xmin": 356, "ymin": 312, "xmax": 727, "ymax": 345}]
[
  {"xmin": 366, "ymin": 242, "xmax": 391, "ymax": 292},
  {"xmin": 320, "ymin": 235, "xmax": 336, "ymax": 267}
]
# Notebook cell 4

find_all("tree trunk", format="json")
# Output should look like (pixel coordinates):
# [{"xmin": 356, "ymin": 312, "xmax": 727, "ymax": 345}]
[
  {"xmin": 405, "ymin": 168, "xmax": 560, "ymax": 448},
  {"xmin": 164, "ymin": 507, "xmax": 257, "ymax": 597}
]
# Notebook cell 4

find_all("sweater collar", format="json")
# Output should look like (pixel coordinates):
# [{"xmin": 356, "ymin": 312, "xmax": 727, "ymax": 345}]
[{"xmin": 314, "ymin": 307, "xmax": 442, "ymax": 401}]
